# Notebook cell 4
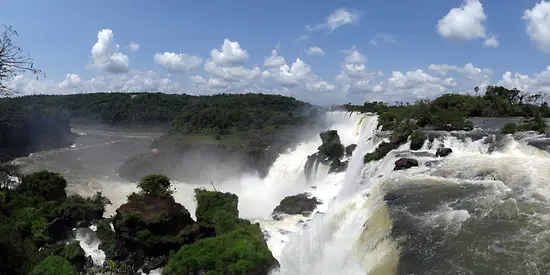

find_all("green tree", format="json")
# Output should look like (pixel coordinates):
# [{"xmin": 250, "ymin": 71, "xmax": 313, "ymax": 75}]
[
  {"xmin": 20, "ymin": 171, "xmax": 68, "ymax": 201},
  {"xmin": 137, "ymin": 174, "xmax": 174, "ymax": 197}
]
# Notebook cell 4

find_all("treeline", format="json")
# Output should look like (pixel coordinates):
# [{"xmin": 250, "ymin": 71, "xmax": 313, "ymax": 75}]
[
  {"xmin": 3, "ymin": 92, "xmax": 315, "ymax": 127},
  {"xmin": 343, "ymin": 85, "xmax": 550, "ymax": 132}
]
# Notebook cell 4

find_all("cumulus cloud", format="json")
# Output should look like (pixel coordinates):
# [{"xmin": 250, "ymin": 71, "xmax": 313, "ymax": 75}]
[
  {"xmin": 210, "ymin": 39, "xmax": 249, "ymax": 66},
  {"xmin": 90, "ymin": 29, "xmax": 130, "ymax": 73},
  {"xmin": 523, "ymin": 1, "xmax": 550, "ymax": 53},
  {"xmin": 264, "ymin": 49, "xmax": 286, "ymax": 70},
  {"xmin": 498, "ymin": 66, "xmax": 550, "ymax": 94},
  {"xmin": 437, "ymin": 0, "xmax": 486, "ymax": 40},
  {"xmin": 199, "ymin": 39, "xmax": 261, "ymax": 91},
  {"xmin": 58, "ymin": 74, "xmax": 82, "ymax": 89},
  {"xmin": 306, "ymin": 8, "xmax": 360, "ymax": 33},
  {"xmin": 128, "ymin": 42, "xmax": 140, "ymax": 52},
  {"xmin": 305, "ymin": 46, "xmax": 325, "ymax": 56},
  {"xmin": 154, "ymin": 52, "xmax": 203, "ymax": 72},
  {"xmin": 437, "ymin": 0, "xmax": 498, "ymax": 47}
]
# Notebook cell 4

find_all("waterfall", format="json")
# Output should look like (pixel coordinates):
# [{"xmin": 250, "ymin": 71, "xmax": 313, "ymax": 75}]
[{"xmin": 271, "ymin": 116, "xmax": 550, "ymax": 275}]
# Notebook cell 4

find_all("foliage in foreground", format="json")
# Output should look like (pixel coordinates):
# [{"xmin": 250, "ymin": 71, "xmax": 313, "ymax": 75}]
[
  {"xmin": 162, "ymin": 188, "xmax": 277, "ymax": 275},
  {"xmin": 0, "ymin": 170, "xmax": 110, "ymax": 274},
  {"xmin": 29, "ymin": 256, "xmax": 77, "ymax": 275}
]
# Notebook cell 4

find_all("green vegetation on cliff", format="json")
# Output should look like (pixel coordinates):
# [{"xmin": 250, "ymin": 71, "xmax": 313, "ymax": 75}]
[{"xmin": 163, "ymin": 188, "xmax": 277, "ymax": 275}]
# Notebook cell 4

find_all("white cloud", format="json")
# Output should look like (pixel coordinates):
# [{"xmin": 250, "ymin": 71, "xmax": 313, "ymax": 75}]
[
  {"xmin": 370, "ymin": 34, "xmax": 396, "ymax": 46},
  {"xmin": 483, "ymin": 36, "xmax": 499, "ymax": 47},
  {"xmin": 201, "ymin": 39, "xmax": 260, "ymax": 91},
  {"xmin": 264, "ymin": 49, "xmax": 286, "ymax": 70},
  {"xmin": 437, "ymin": 0, "xmax": 498, "ymax": 47},
  {"xmin": 8, "ymin": 71, "xmax": 185, "ymax": 96},
  {"xmin": 305, "ymin": 46, "xmax": 325, "ymax": 56},
  {"xmin": 128, "ymin": 42, "xmax": 140, "ymax": 52},
  {"xmin": 210, "ymin": 39, "xmax": 249, "ymax": 66},
  {"xmin": 58, "ymin": 74, "xmax": 82, "ymax": 89},
  {"xmin": 428, "ymin": 62, "xmax": 492, "ymax": 91},
  {"xmin": 154, "ymin": 52, "xmax": 203, "ymax": 72},
  {"xmin": 189, "ymin": 75, "xmax": 207, "ymax": 85},
  {"xmin": 262, "ymin": 57, "xmax": 335, "ymax": 94},
  {"xmin": 306, "ymin": 8, "xmax": 360, "ymax": 33},
  {"xmin": 498, "ymin": 66, "xmax": 550, "ymax": 94},
  {"xmin": 90, "ymin": 29, "xmax": 129, "ymax": 73},
  {"xmin": 523, "ymin": 1, "xmax": 550, "ymax": 53}
]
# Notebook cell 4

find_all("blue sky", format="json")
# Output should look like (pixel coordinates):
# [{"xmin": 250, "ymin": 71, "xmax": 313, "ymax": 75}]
[{"xmin": 2, "ymin": 0, "xmax": 550, "ymax": 105}]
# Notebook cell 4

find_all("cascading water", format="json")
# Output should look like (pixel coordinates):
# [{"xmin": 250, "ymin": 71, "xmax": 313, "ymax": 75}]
[
  {"xmin": 13, "ymin": 110, "xmax": 550, "ymax": 274},
  {"xmin": 271, "ymin": 116, "xmax": 550, "ymax": 275}
]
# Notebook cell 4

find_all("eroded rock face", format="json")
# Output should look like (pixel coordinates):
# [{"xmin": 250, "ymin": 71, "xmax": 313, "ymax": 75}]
[
  {"xmin": 113, "ymin": 194, "xmax": 198, "ymax": 269},
  {"xmin": 272, "ymin": 193, "xmax": 321, "ymax": 219},
  {"xmin": 394, "ymin": 158, "xmax": 419, "ymax": 171},
  {"xmin": 345, "ymin": 144, "xmax": 357, "ymax": 157},
  {"xmin": 436, "ymin": 147, "xmax": 453, "ymax": 157}
]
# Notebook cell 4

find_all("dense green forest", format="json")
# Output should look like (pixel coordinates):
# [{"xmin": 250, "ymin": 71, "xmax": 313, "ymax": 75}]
[
  {"xmin": 0, "ymin": 171, "xmax": 277, "ymax": 274},
  {"xmin": 3, "ymin": 92, "xmax": 315, "ymax": 128}
]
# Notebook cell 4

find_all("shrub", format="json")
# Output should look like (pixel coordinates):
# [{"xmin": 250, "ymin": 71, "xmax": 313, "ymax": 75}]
[
  {"xmin": 61, "ymin": 241, "xmax": 86, "ymax": 266},
  {"xmin": 502, "ymin": 123, "xmax": 517, "ymax": 134},
  {"xmin": 137, "ymin": 174, "xmax": 174, "ymax": 197},
  {"xmin": 194, "ymin": 189, "xmax": 239, "ymax": 233},
  {"xmin": 29, "ymin": 256, "xmax": 77, "ymax": 275},
  {"xmin": 409, "ymin": 130, "xmax": 427, "ymax": 150},
  {"xmin": 96, "ymin": 220, "xmax": 116, "ymax": 260},
  {"xmin": 20, "ymin": 171, "xmax": 68, "ymax": 201},
  {"xmin": 364, "ymin": 142, "xmax": 396, "ymax": 164}
]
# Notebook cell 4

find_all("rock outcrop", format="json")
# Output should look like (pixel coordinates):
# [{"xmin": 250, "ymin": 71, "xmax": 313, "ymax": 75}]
[
  {"xmin": 394, "ymin": 158, "xmax": 419, "ymax": 171},
  {"xmin": 305, "ymin": 130, "xmax": 350, "ymax": 175},
  {"xmin": 272, "ymin": 193, "xmax": 321, "ymax": 219},
  {"xmin": 436, "ymin": 147, "xmax": 453, "ymax": 157},
  {"xmin": 113, "ymin": 194, "xmax": 200, "ymax": 270},
  {"xmin": 345, "ymin": 144, "xmax": 357, "ymax": 156}
]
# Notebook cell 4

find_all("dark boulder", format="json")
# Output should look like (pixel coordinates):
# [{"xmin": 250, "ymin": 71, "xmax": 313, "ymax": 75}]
[
  {"xmin": 436, "ymin": 147, "xmax": 453, "ymax": 157},
  {"xmin": 345, "ymin": 144, "xmax": 357, "ymax": 156},
  {"xmin": 272, "ymin": 193, "xmax": 321, "ymax": 218},
  {"xmin": 394, "ymin": 158, "xmax": 419, "ymax": 171},
  {"xmin": 142, "ymin": 255, "xmax": 168, "ymax": 274},
  {"xmin": 329, "ymin": 159, "xmax": 348, "ymax": 173}
]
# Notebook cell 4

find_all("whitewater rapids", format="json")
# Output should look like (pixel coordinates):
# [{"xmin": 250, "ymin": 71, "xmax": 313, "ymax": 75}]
[{"xmin": 11, "ymin": 112, "xmax": 550, "ymax": 274}]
